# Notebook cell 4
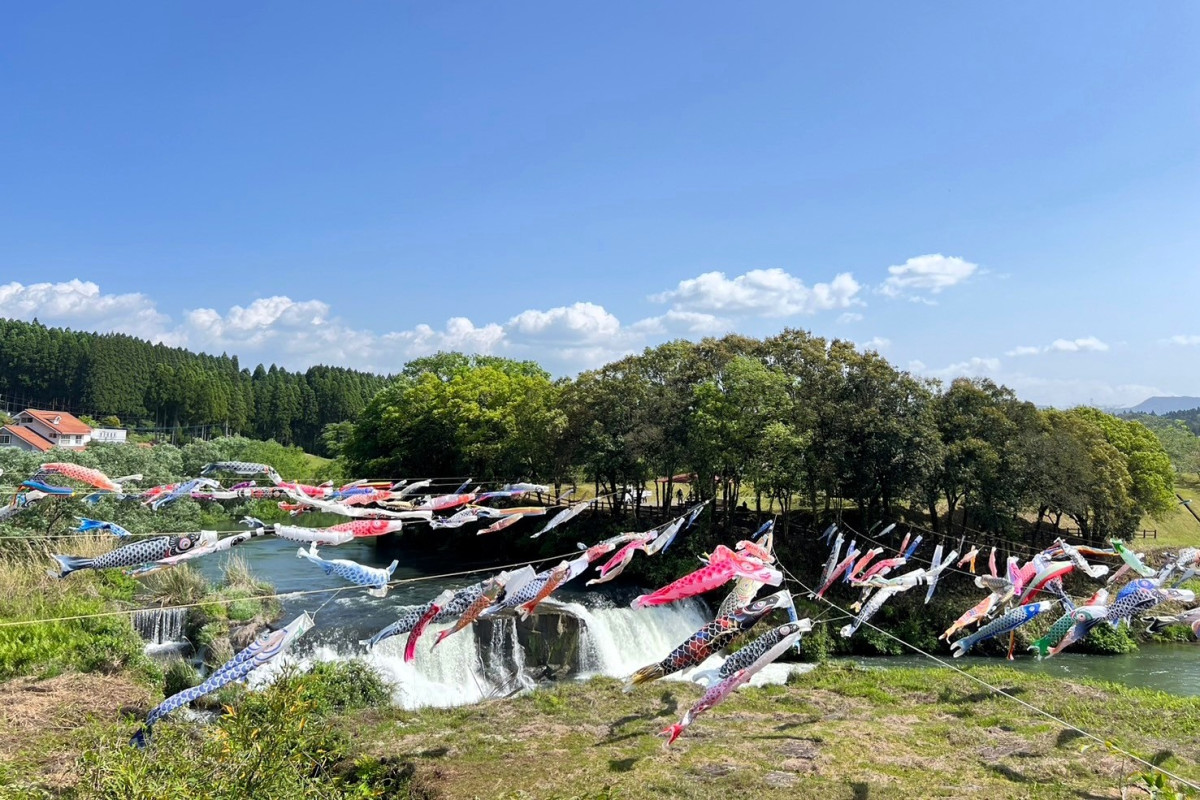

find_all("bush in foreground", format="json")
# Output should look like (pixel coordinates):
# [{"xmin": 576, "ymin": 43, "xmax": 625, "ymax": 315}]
[{"xmin": 78, "ymin": 665, "xmax": 416, "ymax": 799}]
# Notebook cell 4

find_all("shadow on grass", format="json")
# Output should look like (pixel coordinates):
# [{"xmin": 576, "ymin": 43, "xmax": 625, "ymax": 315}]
[
  {"xmin": 609, "ymin": 757, "xmax": 639, "ymax": 773},
  {"xmin": 988, "ymin": 763, "xmax": 1037, "ymax": 784},
  {"xmin": 1150, "ymin": 749, "xmax": 1177, "ymax": 766},
  {"xmin": 950, "ymin": 687, "xmax": 1028, "ymax": 705},
  {"xmin": 598, "ymin": 691, "xmax": 679, "ymax": 745},
  {"xmin": 1055, "ymin": 729, "xmax": 1086, "ymax": 748},
  {"xmin": 416, "ymin": 746, "xmax": 450, "ymax": 758},
  {"xmin": 773, "ymin": 717, "xmax": 820, "ymax": 731},
  {"xmin": 850, "ymin": 781, "xmax": 870, "ymax": 799}
]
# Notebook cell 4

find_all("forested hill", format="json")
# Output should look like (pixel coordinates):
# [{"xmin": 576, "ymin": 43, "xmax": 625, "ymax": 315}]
[
  {"xmin": 1127, "ymin": 396, "xmax": 1200, "ymax": 415},
  {"xmin": 0, "ymin": 318, "xmax": 387, "ymax": 452}
]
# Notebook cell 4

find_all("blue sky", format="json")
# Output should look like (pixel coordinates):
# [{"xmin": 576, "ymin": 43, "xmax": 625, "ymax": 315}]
[{"xmin": 2, "ymin": 3, "xmax": 1198, "ymax": 406}]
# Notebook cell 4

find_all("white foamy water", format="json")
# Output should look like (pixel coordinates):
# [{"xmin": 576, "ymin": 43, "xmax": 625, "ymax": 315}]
[
  {"xmin": 564, "ymin": 598, "xmax": 711, "ymax": 677},
  {"xmin": 258, "ymin": 596, "xmax": 808, "ymax": 709},
  {"xmin": 134, "ymin": 606, "xmax": 191, "ymax": 658}
]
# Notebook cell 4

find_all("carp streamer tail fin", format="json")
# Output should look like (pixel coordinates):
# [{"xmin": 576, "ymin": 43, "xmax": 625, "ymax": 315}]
[
  {"xmin": 627, "ymin": 663, "xmax": 665, "ymax": 687},
  {"xmin": 660, "ymin": 723, "xmax": 685, "ymax": 745},
  {"xmin": 49, "ymin": 554, "xmax": 92, "ymax": 578},
  {"xmin": 129, "ymin": 728, "xmax": 149, "ymax": 749}
]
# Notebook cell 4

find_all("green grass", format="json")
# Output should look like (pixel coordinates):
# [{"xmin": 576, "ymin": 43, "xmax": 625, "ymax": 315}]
[
  {"xmin": 5, "ymin": 661, "xmax": 1199, "ymax": 798},
  {"xmin": 334, "ymin": 665, "xmax": 1200, "ymax": 799},
  {"xmin": 2, "ymin": 663, "xmax": 402, "ymax": 799},
  {"xmin": 1140, "ymin": 476, "xmax": 1200, "ymax": 552},
  {"xmin": 0, "ymin": 542, "xmax": 158, "ymax": 683}
]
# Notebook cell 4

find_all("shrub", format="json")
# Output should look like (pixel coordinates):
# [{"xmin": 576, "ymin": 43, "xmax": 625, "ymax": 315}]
[
  {"xmin": 162, "ymin": 659, "xmax": 200, "ymax": 696},
  {"xmin": 301, "ymin": 660, "xmax": 391, "ymax": 713},
  {"xmin": 0, "ymin": 557, "xmax": 157, "ymax": 682},
  {"xmin": 143, "ymin": 565, "xmax": 211, "ymax": 606},
  {"xmin": 78, "ymin": 669, "xmax": 418, "ymax": 799},
  {"xmin": 1078, "ymin": 622, "xmax": 1138, "ymax": 655},
  {"xmin": 799, "ymin": 621, "xmax": 833, "ymax": 663}
]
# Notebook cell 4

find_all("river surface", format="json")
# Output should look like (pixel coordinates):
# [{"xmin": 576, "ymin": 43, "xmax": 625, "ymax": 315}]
[
  {"xmin": 842, "ymin": 647, "xmax": 1200, "ymax": 697},
  {"xmin": 172, "ymin": 522, "xmax": 1200, "ymax": 705}
]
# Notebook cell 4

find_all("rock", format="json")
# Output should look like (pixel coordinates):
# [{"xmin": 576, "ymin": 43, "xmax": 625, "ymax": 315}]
[
  {"xmin": 764, "ymin": 771, "xmax": 798, "ymax": 788},
  {"xmin": 229, "ymin": 621, "xmax": 269, "ymax": 650}
]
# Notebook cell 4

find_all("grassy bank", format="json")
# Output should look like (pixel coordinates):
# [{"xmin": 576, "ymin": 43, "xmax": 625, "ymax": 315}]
[
  {"xmin": 0, "ymin": 538, "xmax": 158, "ymax": 684},
  {"xmin": 344, "ymin": 665, "xmax": 1200, "ymax": 799},
  {"xmin": 4, "ymin": 662, "xmax": 1197, "ymax": 799},
  {"xmin": 1141, "ymin": 475, "xmax": 1200, "ymax": 551}
]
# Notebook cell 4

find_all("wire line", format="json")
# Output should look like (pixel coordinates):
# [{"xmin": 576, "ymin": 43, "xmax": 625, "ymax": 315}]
[
  {"xmin": 0, "ymin": 549, "xmax": 583, "ymax": 629},
  {"xmin": 780, "ymin": 563, "xmax": 1200, "ymax": 793}
]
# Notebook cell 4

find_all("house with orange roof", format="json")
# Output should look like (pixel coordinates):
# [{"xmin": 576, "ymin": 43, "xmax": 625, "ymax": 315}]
[{"xmin": 0, "ymin": 409, "xmax": 94, "ymax": 452}]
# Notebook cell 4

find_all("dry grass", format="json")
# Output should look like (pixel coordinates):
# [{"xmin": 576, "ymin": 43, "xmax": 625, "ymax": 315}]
[
  {"xmin": 142, "ymin": 563, "xmax": 212, "ymax": 606},
  {"xmin": 0, "ymin": 672, "xmax": 150, "ymax": 790},
  {"xmin": 0, "ymin": 533, "xmax": 127, "ymax": 616}
]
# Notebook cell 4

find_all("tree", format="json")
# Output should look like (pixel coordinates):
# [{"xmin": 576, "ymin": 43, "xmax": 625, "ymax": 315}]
[
  {"xmin": 1069, "ymin": 408, "xmax": 1175, "ymax": 523},
  {"xmin": 344, "ymin": 354, "xmax": 563, "ymax": 481},
  {"xmin": 923, "ymin": 378, "xmax": 1039, "ymax": 534},
  {"xmin": 688, "ymin": 356, "xmax": 792, "ymax": 520},
  {"xmin": 1137, "ymin": 417, "xmax": 1200, "ymax": 479},
  {"xmin": 319, "ymin": 421, "xmax": 356, "ymax": 459}
]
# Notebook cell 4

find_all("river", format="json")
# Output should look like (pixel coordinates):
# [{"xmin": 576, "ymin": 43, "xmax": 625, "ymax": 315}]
[
  {"xmin": 842, "ymin": 647, "xmax": 1200, "ymax": 697},
  {"xmin": 157, "ymin": 524, "xmax": 1199, "ymax": 706}
]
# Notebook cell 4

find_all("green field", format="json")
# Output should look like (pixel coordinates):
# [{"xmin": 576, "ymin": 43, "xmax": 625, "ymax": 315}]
[{"xmin": 5, "ymin": 663, "xmax": 1199, "ymax": 799}]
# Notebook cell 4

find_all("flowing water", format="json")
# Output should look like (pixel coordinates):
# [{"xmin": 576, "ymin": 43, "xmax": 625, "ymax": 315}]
[
  {"xmin": 133, "ymin": 606, "xmax": 187, "ymax": 645},
  {"xmin": 843, "ymin": 646, "xmax": 1200, "ymax": 697},
  {"xmin": 145, "ymin": 526, "xmax": 1199, "ymax": 706},
  {"xmin": 180, "ymin": 530, "xmax": 736, "ymax": 708}
]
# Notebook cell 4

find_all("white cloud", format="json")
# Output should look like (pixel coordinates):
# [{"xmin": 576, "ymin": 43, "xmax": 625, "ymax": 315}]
[
  {"xmin": 1007, "ymin": 336, "xmax": 1109, "ymax": 356},
  {"xmin": 382, "ymin": 318, "xmax": 506, "ymax": 359},
  {"xmin": 1165, "ymin": 334, "xmax": 1200, "ymax": 346},
  {"xmin": 651, "ymin": 268, "xmax": 862, "ymax": 317},
  {"xmin": 879, "ymin": 254, "xmax": 977, "ymax": 299},
  {"xmin": 1048, "ymin": 336, "xmax": 1108, "ymax": 353},
  {"xmin": 502, "ymin": 302, "xmax": 638, "ymax": 368},
  {"xmin": 0, "ymin": 279, "xmax": 173, "ymax": 342},
  {"xmin": 943, "ymin": 357, "xmax": 1000, "ymax": 377},
  {"xmin": 908, "ymin": 356, "xmax": 1001, "ymax": 382},
  {"xmin": 910, "ymin": 352, "xmax": 1157, "ymax": 408},
  {"xmin": 630, "ymin": 310, "xmax": 730, "ymax": 337},
  {"xmin": 0, "ymin": 280, "xmax": 1158, "ymax": 407},
  {"xmin": 506, "ymin": 302, "xmax": 621, "ymax": 343},
  {"xmin": 837, "ymin": 312, "xmax": 863, "ymax": 324},
  {"xmin": 859, "ymin": 337, "xmax": 891, "ymax": 352},
  {"xmin": 1000, "ymin": 376, "xmax": 1161, "ymax": 409},
  {"xmin": 186, "ymin": 296, "xmax": 334, "ymax": 348}
]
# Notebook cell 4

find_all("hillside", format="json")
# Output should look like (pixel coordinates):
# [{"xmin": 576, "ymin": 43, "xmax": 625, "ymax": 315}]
[
  {"xmin": 1128, "ymin": 396, "xmax": 1200, "ymax": 414},
  {"xmin": 0, "ymin": 317, "xmax": 388, "ymax": 453}
]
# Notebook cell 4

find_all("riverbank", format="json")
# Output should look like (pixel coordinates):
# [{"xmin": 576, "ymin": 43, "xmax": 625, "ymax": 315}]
[{"xmin": 3, "ymin": 662, "xmax": 1198, "ymax": 798}]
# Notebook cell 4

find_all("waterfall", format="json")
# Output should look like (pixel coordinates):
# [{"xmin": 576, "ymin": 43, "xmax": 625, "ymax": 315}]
[
  {"xmin": 278, "ymin": 593, "xmax": 806, "ymax": 710},
  {"xmin": 132, "ymin": 607, "xmax": 188, "ymax": 646},
  {"xmin": 339, "ymin": 618, "xmax": 525, "ymax": 710},
  {"xmin": 567, "ymin": 598, "xmax": 710, "ymax": 678}
]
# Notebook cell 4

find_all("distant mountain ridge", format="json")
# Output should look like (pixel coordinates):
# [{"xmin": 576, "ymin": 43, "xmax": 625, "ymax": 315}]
[{"xmin": 1127, "ymin": 396, "xmax": 1200, "ymax": 414}]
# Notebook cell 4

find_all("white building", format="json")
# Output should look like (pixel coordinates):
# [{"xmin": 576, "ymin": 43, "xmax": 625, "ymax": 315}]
[
  {"xmin": 91, "ymin": 427, "xmax": 128, "ymax": 445},
  {"xmin": 0, "ymin": 408, "xmax": 119, "ymax": 452}
]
